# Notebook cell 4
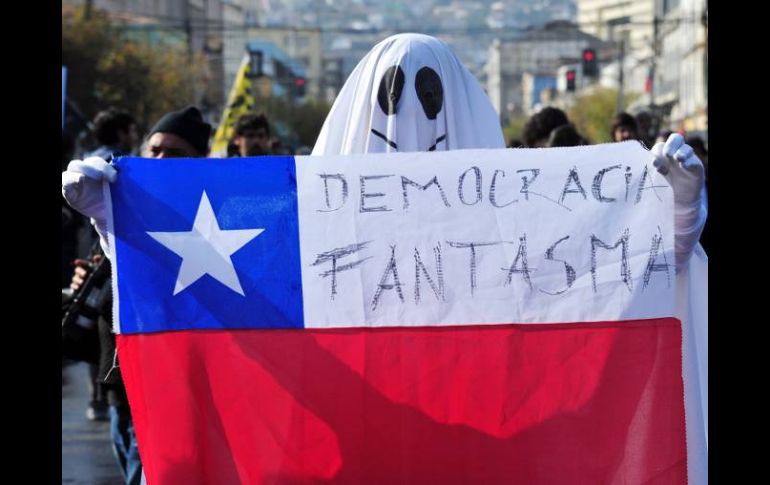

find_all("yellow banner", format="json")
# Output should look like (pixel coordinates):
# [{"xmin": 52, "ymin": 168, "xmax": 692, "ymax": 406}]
[{"xmin": 211, "ymin": 56, "xmax": 256, "ymax": 156}]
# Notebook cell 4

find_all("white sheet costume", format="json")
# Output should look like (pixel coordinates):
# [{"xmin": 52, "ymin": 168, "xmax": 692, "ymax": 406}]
[{"xmin": 311, "ymin": 33, "xmax": 708, "ymax": 484}]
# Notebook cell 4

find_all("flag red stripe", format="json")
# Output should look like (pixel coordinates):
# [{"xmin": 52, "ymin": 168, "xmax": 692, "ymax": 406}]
[{"xmin": 119, "ymin": 319, "xmax": 686, "ymax": 484}]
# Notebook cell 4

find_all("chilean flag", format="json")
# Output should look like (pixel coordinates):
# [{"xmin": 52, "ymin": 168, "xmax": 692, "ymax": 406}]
[{"xmin": 106, "ymin": 144, "xmax": 706, "ymax": 484}]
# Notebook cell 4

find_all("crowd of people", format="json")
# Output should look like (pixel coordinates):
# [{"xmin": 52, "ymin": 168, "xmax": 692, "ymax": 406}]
[{"xmin": 62, "ymin": 33, "xmax": 707, "ymax": 485}]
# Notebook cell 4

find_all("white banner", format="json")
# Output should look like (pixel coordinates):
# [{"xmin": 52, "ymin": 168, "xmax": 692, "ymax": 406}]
[{"xmin": 296, "ymin": 141, "xmax": 675, "ymax": 327}]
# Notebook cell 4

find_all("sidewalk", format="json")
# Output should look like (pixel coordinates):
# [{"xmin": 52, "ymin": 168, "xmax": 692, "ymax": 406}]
[{"xmin": 62, "ymin": 361, "xmax": 123, "ymax": 484}]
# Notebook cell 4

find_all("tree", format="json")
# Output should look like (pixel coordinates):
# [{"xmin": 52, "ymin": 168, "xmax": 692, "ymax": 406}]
[
  {"xmin": 502, "ymin": 115, "xmax": 530, "ymax": 146},
  {"xmin": 252, "ymin": 95, "xmax": 331, "ymax": 149},
  {"xmin": 62, "ymin": 7, "xmax": 207, "ymax": 131},
  {"xmin": 568, "ymin": 88, "xmax": 640, "ymax": 144}
]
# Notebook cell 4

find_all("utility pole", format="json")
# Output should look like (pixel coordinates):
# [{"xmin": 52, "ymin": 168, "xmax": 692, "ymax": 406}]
[
  {"xmin": 607, "ymin": 16, "xmax": 631, "ymax": 114},
  {"xmin": 702, "ymin": 7, "xmax": 708, "ymax": 100},
  {"xmin": 183, "ymin": 0, "xmax": 199, "ymax": 108},
  {"xmin": 650, "ymin": 15, "xmax": 661, "ymax": 107},
  {"xmin": 617, "ymin": 38, "xmax": 625, "ymax": 113},
  {"xmin": 185, "ymin": 1, "xmax": 194, "ymax": 62}
]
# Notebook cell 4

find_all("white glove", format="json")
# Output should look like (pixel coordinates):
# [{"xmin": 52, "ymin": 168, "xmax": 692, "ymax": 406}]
[
  {"xmin": 651, "ymin": 134, "xmax": 707, "ymax": 271},
  {"xmin": 62, "ymin": 157, "xmax": 118, "ymax": 257}
]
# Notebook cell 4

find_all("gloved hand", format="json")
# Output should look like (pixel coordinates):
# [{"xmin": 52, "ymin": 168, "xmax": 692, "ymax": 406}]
[
  {"xmin": 62, "ymin": 157, "xmax": 118, "ymax": 257},
  {"xmin": 651, "ymin": 133, "xmax": 707, "ymax": 271}
]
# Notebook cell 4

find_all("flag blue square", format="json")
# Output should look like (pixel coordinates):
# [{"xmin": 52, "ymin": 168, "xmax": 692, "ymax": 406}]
[{"xmin": 111, "ymin": 156, "xmax": 304, "ymax": 333}]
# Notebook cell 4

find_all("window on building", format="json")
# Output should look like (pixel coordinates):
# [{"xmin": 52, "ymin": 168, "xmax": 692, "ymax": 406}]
[{"xmin": 663, "ymin": 0, "xmax": 681, "ymax": 14}]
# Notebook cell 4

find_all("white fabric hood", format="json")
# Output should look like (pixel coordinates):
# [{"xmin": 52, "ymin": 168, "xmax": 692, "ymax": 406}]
[{"xmin": 312, "ymin": 33, "xmax": 504, "ymax": 155}]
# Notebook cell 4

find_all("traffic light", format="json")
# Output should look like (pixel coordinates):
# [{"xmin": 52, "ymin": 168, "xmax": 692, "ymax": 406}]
[
  {"xmin": 582, "ymin": 48, "xmax": 598, "ymax": 77},
  {"xmin": 294, "ymin": 76, "xmax": 306, "ymax": 97},
  {"xmin": 566, "ymin": 69, "xmax": 576, "ymax": 92}
]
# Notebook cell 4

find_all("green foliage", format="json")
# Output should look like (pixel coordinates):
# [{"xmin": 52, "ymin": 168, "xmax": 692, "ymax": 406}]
[
  {"xmin": 254, "ymin": 95, "xmax": 331, "ymax": 148},
  {"xmin": 62, "ymin": 6, "xmax": 207, "ymax": 129},
  {"xmin": 568, "ymin": 88, "xmax": 640, "ymax": 144},
  {"xmin": 502, "ymin": 115, "xmax": 530, "ymax": 146}
]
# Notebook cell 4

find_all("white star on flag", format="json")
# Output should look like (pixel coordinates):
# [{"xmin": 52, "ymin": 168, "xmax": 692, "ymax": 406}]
[{"xmin": 147, "ymin": 190, "xmax": 264, "ymax": 296}]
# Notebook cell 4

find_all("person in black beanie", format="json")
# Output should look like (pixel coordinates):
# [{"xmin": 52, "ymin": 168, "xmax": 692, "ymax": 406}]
[{"xmin": 143, "ymin": 105, "xmax": 212, "ymax": 158}]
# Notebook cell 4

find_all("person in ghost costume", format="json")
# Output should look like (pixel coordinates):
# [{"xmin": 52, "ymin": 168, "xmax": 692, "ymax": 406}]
[
  {"xmin": 311, "ymin": 33, "xmax": 504, "ymax": 155},
  {"xmin": 62, "ymin": 33, "xmax": 707, "ymax": 484},
  {"xmin": 312, "ymin": 33, "xmax": 708, "ymax": 484}
]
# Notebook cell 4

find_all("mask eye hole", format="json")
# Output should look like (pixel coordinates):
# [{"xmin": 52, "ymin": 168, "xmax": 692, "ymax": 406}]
[
  {"xmin": 415, "ymin": 67, "xmax": 443, "ymax": 120},
  {"xmin": 377, "ymin": 66, "xmax": 405, "ymax": 115}
]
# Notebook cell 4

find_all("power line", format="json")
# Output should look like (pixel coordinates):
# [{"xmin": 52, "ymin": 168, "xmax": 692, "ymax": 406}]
[{"xmin": 79, "ymin": 11, "xmax": 704, "ymax": 36}]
